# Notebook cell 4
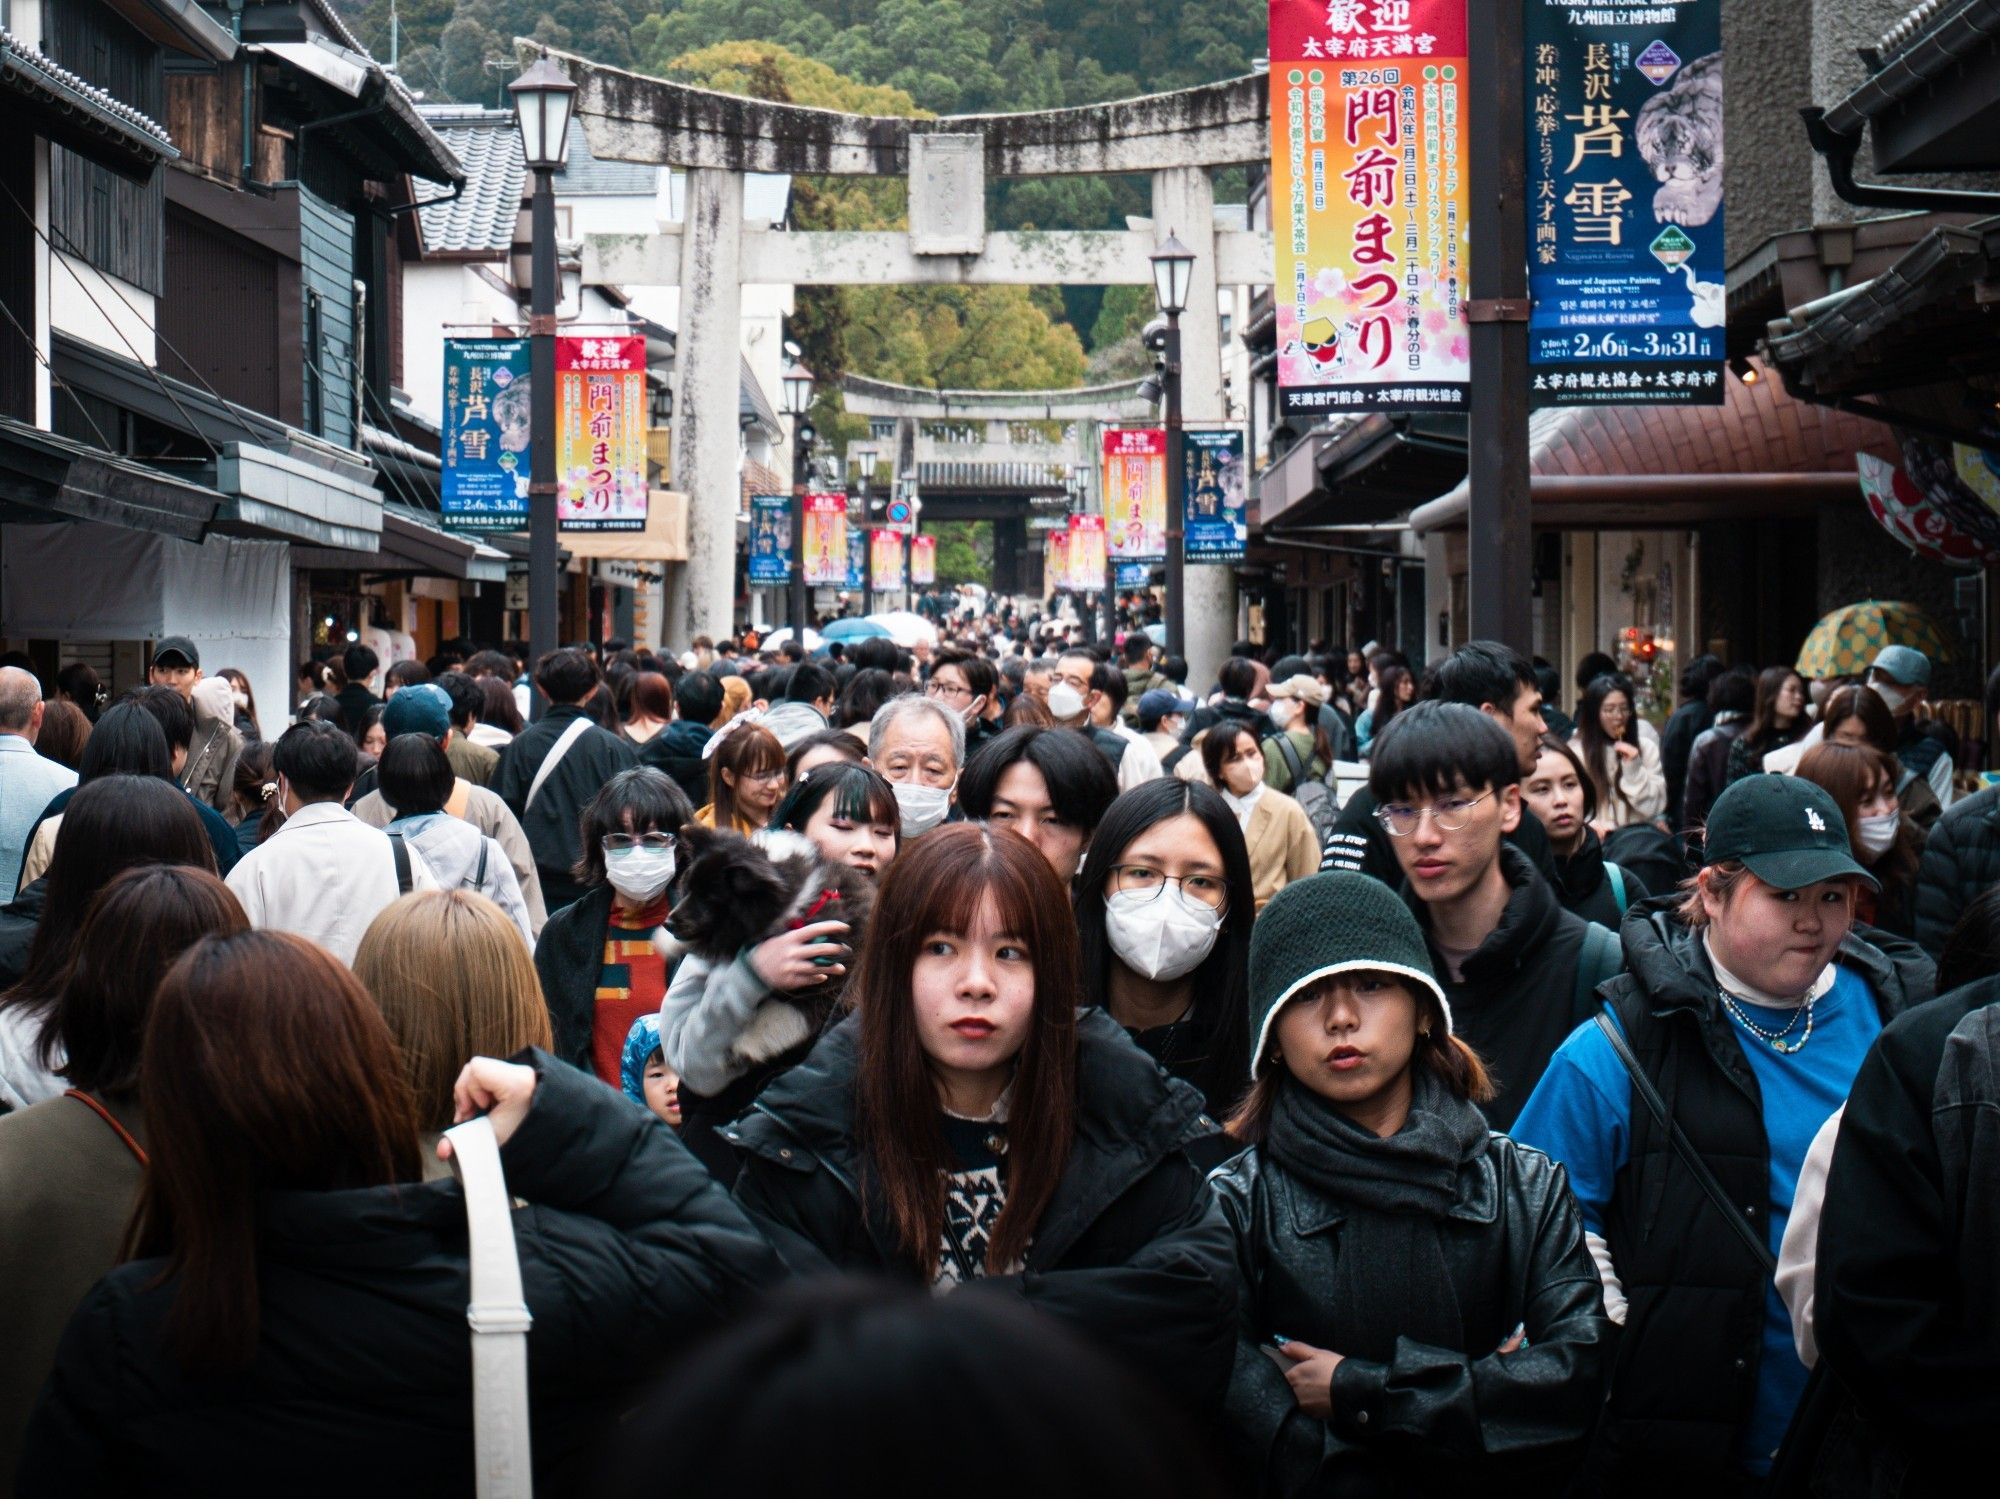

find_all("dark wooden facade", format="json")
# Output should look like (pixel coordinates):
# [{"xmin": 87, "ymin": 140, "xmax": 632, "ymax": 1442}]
[{"xmin": 47, "ymin": 0, "xmax": 166, "ymax": 295}]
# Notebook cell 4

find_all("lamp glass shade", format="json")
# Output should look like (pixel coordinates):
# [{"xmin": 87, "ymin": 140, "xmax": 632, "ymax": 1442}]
[
  {"xmin": 509, "ymin": 56, "xmax": 577, "ymax": 171},
  {"xmin": 1150, "ymin": 232, "xmax": 1196, "ymax": 316},
  {"xmin": 781, "ymin": 365, "xmax": 815, "ymax": 416}
]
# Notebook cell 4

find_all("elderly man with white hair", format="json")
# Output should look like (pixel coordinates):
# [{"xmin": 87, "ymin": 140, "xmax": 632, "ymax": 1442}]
[
  {"xmin": 0, "ymin": 667, "xmax": 78, "ymax": 898},
  {"xmin": 868, "ymin": 694, "xmax": 965, "ymax": 839}
]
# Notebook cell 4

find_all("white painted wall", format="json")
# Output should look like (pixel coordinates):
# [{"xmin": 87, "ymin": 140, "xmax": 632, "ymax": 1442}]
[
  {"xmin": 49, "ymin": 253, "xmax": 157, "ymax": 366},
  {"xmin": 400, "ymin": 262, "xmax": 517, "ymax": 428}
]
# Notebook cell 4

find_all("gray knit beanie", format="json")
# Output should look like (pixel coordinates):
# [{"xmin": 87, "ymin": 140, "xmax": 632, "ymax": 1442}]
[{"xmin": 1246, "ymin": 871, "xmax": 1451, "ymax": 1077}]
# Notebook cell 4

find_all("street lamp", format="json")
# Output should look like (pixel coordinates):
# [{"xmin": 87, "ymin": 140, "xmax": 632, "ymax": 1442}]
[
  {"xmin": 1150, "ymin": 232, "xmax": 1195, "ymax": 659},
  {"xmin": 509, "ymin": 52, "xmax": 576, "ymax": 719},
  {"xmin": 781, "ymin": 362, "xmax": 816, "ymax": 636}
]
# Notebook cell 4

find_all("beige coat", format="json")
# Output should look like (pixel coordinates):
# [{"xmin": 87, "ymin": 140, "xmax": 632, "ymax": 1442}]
[
  {"xmin": 0, "ymin": 1090, "xmax": 146, "ymax": 1488},
  {"xmin": 1242, "ymin": 788, "xmax": 1322, "ymax": 911}
]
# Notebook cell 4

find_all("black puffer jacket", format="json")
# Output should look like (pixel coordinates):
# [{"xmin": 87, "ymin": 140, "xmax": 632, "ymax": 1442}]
[
  {"xmin": 1549, "ymin": 825, "xmax": 1649, "ymax": 930},
  {"xmin": 1913, "ymin": 783, "xmax": 2000, "ymax": 955},
  {"xmin": 726, "ymin": 1008, "xmax": 1238, "ymax": 1411},
  {"xmin": 641, "ymin": 720, "xmax": 714, "ymax": 809},
  {"xmin": 16, "ymin": 1054, "xmax": 782, "ymax": 1498},
  {"xmin": 1211, "ymin": 1134, "xmax": 1609, "ymax": 1496},
  {"xmin": 531, "ymin": 883, "xmax": 618, "ymax": 1075}
]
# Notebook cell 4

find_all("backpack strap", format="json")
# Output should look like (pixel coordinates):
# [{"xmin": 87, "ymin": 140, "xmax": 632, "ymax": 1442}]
[
  {"xmin": 475, "ymin": 839, "xmax": 489, "ymax": 888},
  {"xmin": 1267, "ymin": 732, "xmax": 1307, "ymax": 795},
  {"xmin": 525, "ymin": 715, "xmax": 594, "ymax": 811},
  {"xmin": 1591, "ymin": 1010, "xmax": 1778, "ymax": 1277},
  {"xmin": 395, "ymin": 833, "xmax": 413, "ymax": 895},
  {"xmin": 1605, "ymin": 861, "xmax": 1629, "ymax": 914},
  {"xmin": 63, "ymin": 1089, "xmax": 147, "ymax": 1166},
  {"xmin": 1571, "ymin": 922, "xmax": 1622, "ymax": 1018}
]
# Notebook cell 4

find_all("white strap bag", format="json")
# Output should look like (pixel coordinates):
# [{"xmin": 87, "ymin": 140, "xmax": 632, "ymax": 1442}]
[
  {"xmin": 524, "ymin": 716, "xmax": 594, "ymax": 812},
  {"xmin": 444, "ymin": 1114, "xmax": 535, "ymax": 1499}
]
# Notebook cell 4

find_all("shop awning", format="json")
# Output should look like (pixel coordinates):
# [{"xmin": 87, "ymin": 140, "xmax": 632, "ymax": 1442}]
[
  {"xmin": 293, "ymin": 503, "xmax": 508, "ymax": 581},
  {"xmin": 555, "ymin": 493, "xmax": 689, "ymax": 563},
  {"xmin": 1409, "ymin": 359, "xmax": 1900, "ymax": 533},
  {"xmin": 1257, "ymin": 414, "xmax": 1467, "ymax": 531},
  {"xmin": 0, "ymin": 417, "xmax": 219, "ymax": 541}
]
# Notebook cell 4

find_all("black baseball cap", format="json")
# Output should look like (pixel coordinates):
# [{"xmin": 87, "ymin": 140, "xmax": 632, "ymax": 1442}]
[
  {"xmin": 1702, "ymin": 774, "xmax": 1878, "ymax": 891},
  {"xmin": 152, "ymin": 635, "xmax": 200, "ymax": 669}
]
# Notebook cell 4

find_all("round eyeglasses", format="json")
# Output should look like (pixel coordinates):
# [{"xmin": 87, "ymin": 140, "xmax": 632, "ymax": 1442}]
[
  {"xmin": 1373, "ymin": 793, "xmax": 1491, "ymax": 837},
  {"xmin": 1108, "ymin": 863, "xmax": 1228, "ymax": 911}
]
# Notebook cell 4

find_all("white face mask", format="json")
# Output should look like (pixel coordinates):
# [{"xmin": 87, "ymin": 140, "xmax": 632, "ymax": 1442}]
[
  {"xmin": 1047, "ymin": 681, "xmax": 1087, "ymax": 722},
  {"xmin": 892, "ymin": 779, "xmax": 953, "ymax": 839},
  {"xmin": 1872, "ymin": 680, "xmax": 1910, "ymax": 714},
  {"xmin": 1103, "ymin": 885, "xmax": 1223, "ymax": 983},
  {"xmin": 1160, "ymin": 715, "xmax": 1186, "ymax": 740},
  {"xmin": 605, "ymin": 846, "xmax": 676, "ymax": 904},
  {"xmin": 1857, "ymin": 810, "xmax": 1901, "ymax": 858},
  {"xmin": 231, "ymin": 689, "xmax": 249, "ymax": 711},
  {"xmin": 1269, "ymin": 699, "xmax": 1300, "ymax": 730}
]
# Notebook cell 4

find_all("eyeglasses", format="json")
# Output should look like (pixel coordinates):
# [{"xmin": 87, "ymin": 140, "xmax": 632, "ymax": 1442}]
[
  {"xmin": 1108, "ymin": 864, "xmax": 1228, "ymax": 911},
  {"xmin": 1599, "ymin": 704, "xmax": 1631, "ymax": 719},
  {"xmin": 602, "ymin": 832, "xmax": 676, "ymax": 852},
  {"xmin": 742, "ymin": 768, "xmax": 787, "ymax": 786},
  {"xmin": 1374, "ymin": 793, "xmax": 1492, "ymax": 837},
  {"xmin": 925, "ymin": 679, "xmax": 973, "ymax": 702}
]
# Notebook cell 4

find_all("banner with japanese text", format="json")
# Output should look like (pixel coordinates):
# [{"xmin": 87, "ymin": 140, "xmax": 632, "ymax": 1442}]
[
  {"xmin": 1047, "ymin": 528, "xmax": 1072, "ymax": 595},
  {"xmin": 748, "ymin": 494, "xmax": 791, "ymax": 586},
  {"xmin": 1183, "ymin": 429, "xmax": 1248, "ymax": 563},
  {"xmin": 1116, "ymin": 561, "xmax": 1155, "ymax": 588},
  {"xmin": 1525, "ymin": 1, "xmax": 1724, "ymax": 405},
  {"xmin": 1270, "ymin": 0, "xmax": 1471, "ymax": 415},
  {"xmin": 846, "ymin": 525, "xmax": 867, "ymax": 590},
  {"xmin": 1070, "ymin": 514, "xmax": 1108, "ymax": 590},
  {"xmin": 556, "ymin": 335, "xmax": 648, "ymax": 531},
  {"xmin": 803, "ymin": 493, "xmax": 849, "ymax": 585},
  {"xmin": 910, "ymin": 534, "xmax": 937, "ymax": 586},
  {"xmin": 440, "ymin": 338, "xmax": 530, "ymax": 532},
  {"xmin": 871, "ymin": 529, "xmax": 905, "ymax": 592},
  {"xmin": 1103, "ymin": 429, "xmax": 1167, "ymax": 560}
]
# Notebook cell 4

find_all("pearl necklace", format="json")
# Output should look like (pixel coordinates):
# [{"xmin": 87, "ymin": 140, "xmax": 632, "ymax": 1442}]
[{"xmin": 1719, "ymin": 989, "xmax": 1816, "ymax": 1055}]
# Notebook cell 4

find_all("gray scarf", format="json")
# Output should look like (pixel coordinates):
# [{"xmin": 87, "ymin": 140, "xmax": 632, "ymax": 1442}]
[{"xmin": 1266, "ymin": 1067, "xmax": 1490, "ymax": 1218}]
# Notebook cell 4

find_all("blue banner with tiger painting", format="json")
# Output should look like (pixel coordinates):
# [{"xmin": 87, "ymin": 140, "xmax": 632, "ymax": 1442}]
[{"xmin": 1525, "ymin": 0, "xmax": 1724, "ymax": 406}]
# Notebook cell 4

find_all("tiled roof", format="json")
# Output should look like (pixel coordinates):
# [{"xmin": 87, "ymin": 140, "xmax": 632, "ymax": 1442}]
[
  {"xmin": 0, "ymin": 28, "xmax": 176, "ymax": 156},
  {"xmin": 415, "ymin": 108, "xmax": 524, "ymax": 255}
]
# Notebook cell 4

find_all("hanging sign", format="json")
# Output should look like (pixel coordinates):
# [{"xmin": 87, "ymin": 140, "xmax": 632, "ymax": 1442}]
[
  {"xmin": 440, "ymin": 338, "xmax": 531, "ymax": 532},
  {"xmin": 1047, "ymin": 528, "xmax": 1073, "ymax": 595},
  {"xmin": 802, "ymin": 493, "xmax": 849, "ymax": 585},
  {"xmin": 1116, "ymin": 561, "xmax": 1154, "ymax": 588},
  {"xmin": 555, "ymin": 335, "xmax": 648, "ymax": 531},
  {"xmin": 748, "ymin": 494, "xmax": 791, "ymax": 586},
  {"xmin": 1103, "ymin": 429, "xmax": 1167, "ymax": 560},
  {"xmin": 870, "ymin": 529, "xmax": 905, "ymax": 592},
  {"xmin": 1183, "ymin": 429, "xmax": 1248, "ymax": 563},
  {"xmin": 1524, "ymin": 1, "xmax": 1725, "ymax": 405},
  {"xmin": 1069, "ymin": 513, "xmax": 1109, "ymax": 591},
  {"xmin": 1269, "ymin": 0, "xmax": 1471, "ymax": 414},
  {"xmin": 910, "ymin": 534, "xmax": 937, "ymax": 586},
  {"xmin": 846, "ymin": 525, "xmax": 867, "ymax": 590}
]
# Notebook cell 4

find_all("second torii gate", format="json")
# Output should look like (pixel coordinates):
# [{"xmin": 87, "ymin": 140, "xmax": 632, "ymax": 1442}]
[{"xmin": 548, "ymin": 45, "xmax": 1273, "ymax": 687}]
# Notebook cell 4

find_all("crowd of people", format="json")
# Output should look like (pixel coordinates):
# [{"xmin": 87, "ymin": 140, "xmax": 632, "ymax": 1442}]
[{"xmin": 0, "ymin": 613, "xmax": 1996, "ymax": 1497}]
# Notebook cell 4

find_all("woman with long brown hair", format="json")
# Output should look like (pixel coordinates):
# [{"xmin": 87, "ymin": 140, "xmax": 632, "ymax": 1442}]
[
  {"xmin": 1724, "ymin": 664, "xmax": 1809, "ymax": 786},
  {"xmin": 696, "ymin": 720, "xmax": 787, "ymax": 833},
  {"xmin": 1214, "ymin": 871, "xmax": 1608, "ymax": 1494},
  {"xmin": 727, "ymin": 822, "xmax": 1236, "ymax": 1411},
  {"xmin": 18, "ymin": 930, "xmax": 779, "ymax": 1495},
  {"xmin": 1796, "ymin": 741, "xmax": 1925, "ymax": 939}
]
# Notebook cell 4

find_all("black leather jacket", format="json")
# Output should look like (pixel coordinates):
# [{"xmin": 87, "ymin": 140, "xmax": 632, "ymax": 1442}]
[{"xmin": 1210, "ymin": 1134, "xmax": 1609, "ymax": 1497}]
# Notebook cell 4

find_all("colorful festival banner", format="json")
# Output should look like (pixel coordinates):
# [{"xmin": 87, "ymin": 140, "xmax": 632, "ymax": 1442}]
[
  {"xmin": 1525, "ymin": 1, "xmax": 1724, "ymax": 405},
  {"xmin": 910, "ymin": 534, "xmax": 937, "ymax": 587},
  {"xmin": 870, "ymin": 528, "xmax": 906, "ymax": 592},
  {"xmin": 1269, "ymin": 0, "xmax": 1471, "ymax": 414},
  {"xmin": 1183, "ymin": 429, "xmax": 1248, "ymax": 563},
  {"xmin": 1103, "ymin": 429, "xmax": 1167, "ymax": 560},
  {"xmin": 1047, "ymin": 528, "xmax": 1073, "ymax": 595},
  {"xmin": 803, "ymin": 493, "xmax": 849, "ymax": 586},
  {"xmin": 1070, "ymin": 514, "xmax": 1109, "ymax": 591},
  {"xmin": 846, "ymin": 525, "xmax": 867, "ymax": 590},
  {"xmin": 556, "ymin": 335, "xmax": 648, "ymax": 531},
  {"xmin": 747, "ymin": 495, "xmax": 791, "ymax": 586},
  {"xmin": 440, "ymin": 338, "xmax": 531, "ymax": 532}
]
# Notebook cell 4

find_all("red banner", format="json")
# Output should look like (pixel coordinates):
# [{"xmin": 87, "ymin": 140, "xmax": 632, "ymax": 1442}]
[{"xmin": 556, "ymin": 334, "xmax": 648, "ymax": 530}]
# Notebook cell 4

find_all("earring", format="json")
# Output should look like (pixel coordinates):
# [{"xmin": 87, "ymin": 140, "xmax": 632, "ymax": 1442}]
[{"xmin": 1418, "ymin": 1026, "xmax": 1432, "ymax": 1038}]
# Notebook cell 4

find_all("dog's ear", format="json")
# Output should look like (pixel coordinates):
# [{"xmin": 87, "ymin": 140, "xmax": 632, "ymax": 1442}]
[{"xmin": 674, "ymin": 820, "xmax": 716, "ymax": 863}]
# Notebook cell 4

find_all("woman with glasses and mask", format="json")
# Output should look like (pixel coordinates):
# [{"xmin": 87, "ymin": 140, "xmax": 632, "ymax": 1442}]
[
  {"xmin": 927, "ymin": 647, "xmax": 1003, "ymax": 757},
  {"xmin": 1073, "ymin": 780, "xmax": 1256, "ymax": 1145},
  {"xmin": 1571, "ymin": 672, "xmax": 1666, "ymax": 834},
  {"xmin": 533, "ymin": 768, "xmax": 692, "ymax": 1086}
]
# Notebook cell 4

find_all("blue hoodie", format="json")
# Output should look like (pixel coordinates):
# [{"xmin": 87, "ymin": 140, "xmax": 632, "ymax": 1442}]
[{"xmin": 620, "ymin": 1013, "xmax": 663, "ymax": 1107}]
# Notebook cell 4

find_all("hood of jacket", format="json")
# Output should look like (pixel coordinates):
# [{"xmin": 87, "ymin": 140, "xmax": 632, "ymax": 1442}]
[
  {"xmin": 655, "ymin": 720, "xmax": 713, "ymax": 759},
  {"xmin": 1405, "ymin": 845, "xmax": 1566, "ymax": 985},
  {"xmin": 1611, "ymin": 891, "xmax": 1935, "ymax": 1020},
  {"xmin": 733, "ymin": 1006, "xmax": 1210, "ymax": 1265}
]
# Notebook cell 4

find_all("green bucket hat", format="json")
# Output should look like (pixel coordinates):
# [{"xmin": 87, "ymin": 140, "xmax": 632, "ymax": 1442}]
[{"xmin": 1246, "ymin": 871, "xmax": 1450, "ymax": 1078}]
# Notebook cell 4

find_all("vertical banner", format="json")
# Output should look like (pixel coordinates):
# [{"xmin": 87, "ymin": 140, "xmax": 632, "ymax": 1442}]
[
  {"xmin": 1183, "ymin": 429, "xmax": 1248, "ymax": 563},
  {"xmin": 1070, "ymin": 514, "xmax": 1108, "ymax": 591},
  {"xmin": 1047, "ymin": 528, "xmax": 1073, "ymax": 595},
  {"xmin": 846, "ymin": 525, "xmax": 867, "ymax": 590},
  {"xmin": 870, "ymin": 529, "xmax": 906, "ymax": 592},
  {"xmin": 747, "ymin": 494, "xmax": 792, "ymax": 586},
  {"xmin": 440, "ymin": 338, "xmax": 531, "ymax": 532},
  {"xmin": 556, "ymin": 335, "xmax": 648, "ymax": 531},
  {"xmin": 802, "ymin": 493, "xmax": 849, "ymax": 585},
  {"xmin": 1269, "ymin": 0, "xmax": 1471, "ymax": 415},
  {"xmin": 910, "ymin": 534, "xmax": 937, "ymax": 586},
  {"xmin": 1103, "ymin": 429, "xmax": 1167, "ymax": 560},
  {"xmin": 1525, "ymin": 1, "xmax": 1724, "ymax": 404}
]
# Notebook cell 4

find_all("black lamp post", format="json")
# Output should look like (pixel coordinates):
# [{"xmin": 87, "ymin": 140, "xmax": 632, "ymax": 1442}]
[
  {"xmin": 508, "ymin": 53, "xmax": 575, "ymax": 719},
  {"xmin": 1149, "ymin": 233, "xmax": 1195, "ymax": 659},
  {"xmin": 782, "ymin": 362, "xmax": 816, "ymax": 637}
]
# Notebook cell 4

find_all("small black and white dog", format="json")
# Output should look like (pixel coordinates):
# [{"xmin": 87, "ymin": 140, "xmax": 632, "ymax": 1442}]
[{"xmin": 653, "ymin": 825, "xmax": 873, "ymax": 1070}]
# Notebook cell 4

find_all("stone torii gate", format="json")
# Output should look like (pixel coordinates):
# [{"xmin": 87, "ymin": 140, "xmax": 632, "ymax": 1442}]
[{"xmin": 548, "ymin": 46, "xmax": 1272, "ymax": 686}]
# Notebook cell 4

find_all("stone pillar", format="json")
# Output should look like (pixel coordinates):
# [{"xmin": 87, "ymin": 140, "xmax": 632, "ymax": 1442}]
[
  {"xmin": 668, "ymin": 169, "xmax": 744, "ymax": 650},
  {"xmin": 1153, "ymin": 165, "xmax": 1233, "ymax": 689}
]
